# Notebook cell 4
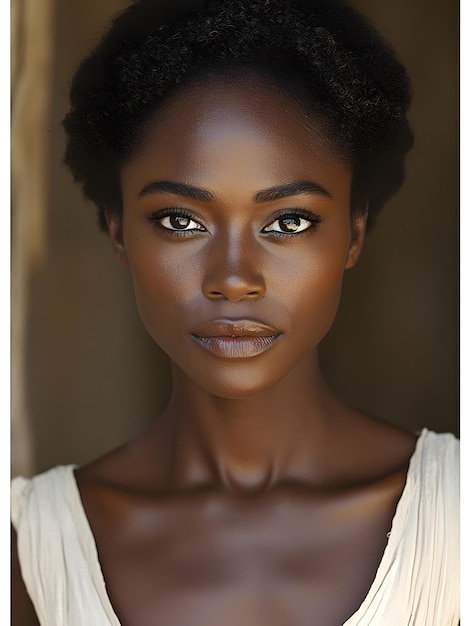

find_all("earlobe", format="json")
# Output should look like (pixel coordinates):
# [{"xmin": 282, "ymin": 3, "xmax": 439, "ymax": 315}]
[
  {"xmin": 345, "ymin": 208, "xmax": 368, "ymax": 270},
  {"xmin": 105, "ymin": 210, "xmax": 129, "ymax": 267}
]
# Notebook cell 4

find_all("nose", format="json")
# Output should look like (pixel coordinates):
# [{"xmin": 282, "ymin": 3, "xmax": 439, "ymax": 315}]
[{"xmin": 202, "ymin": 234, "xmax": 266, "ymax": 302}]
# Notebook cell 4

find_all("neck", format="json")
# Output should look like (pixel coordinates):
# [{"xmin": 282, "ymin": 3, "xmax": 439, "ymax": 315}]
[{"xmin": 154, "ymin": 351, "xmax": 344, "ymax": 493}]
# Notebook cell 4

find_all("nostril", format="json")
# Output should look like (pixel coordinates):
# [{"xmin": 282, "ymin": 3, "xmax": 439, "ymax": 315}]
[{"xmin": 203, "ymin": 271, "xmax": 266, "ymax": 301}]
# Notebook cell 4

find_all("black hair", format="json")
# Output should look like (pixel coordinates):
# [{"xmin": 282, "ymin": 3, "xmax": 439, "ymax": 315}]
[{"xmin": 63, "ymin": 0, "xmax": 413, "ymax": 231}]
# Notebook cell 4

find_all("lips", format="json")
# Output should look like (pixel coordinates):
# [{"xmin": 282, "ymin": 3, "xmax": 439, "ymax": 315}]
[{"xmin": 190, "ymin": 319, "xmax": 281, "ymax": 359}]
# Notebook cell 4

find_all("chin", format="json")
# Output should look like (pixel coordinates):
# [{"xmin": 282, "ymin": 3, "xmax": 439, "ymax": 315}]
[
  {"xmin": 204, "ymin": 382, "xmax": 277, "ymax": 401},
  {"xmin": 177, "ymin": 360, "xmax": 290, "ymax": 400}
]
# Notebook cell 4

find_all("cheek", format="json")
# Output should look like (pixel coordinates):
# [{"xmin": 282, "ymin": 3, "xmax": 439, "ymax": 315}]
[
  {"xmin": 271, "ymin": 230, "xmax": 351, "ymax": 360},
  {"xmin": 283, "ymin": 255, "xmax": 346, "ymax": 350},
  {"xmin": 277, "ymin": 221, "xmax": 350, "ymax": 307},
  {"xmin": 305, "ymin": 262, "xmax": 345, "ymax": 333},
  {"xmin": 125, "ymin": 240, "xmax": 200, "ymax": 346}
]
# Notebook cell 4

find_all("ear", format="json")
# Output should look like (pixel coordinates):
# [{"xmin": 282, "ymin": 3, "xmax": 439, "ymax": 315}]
[
  {"xmin": 345, "ymin": 207, "xmax": 368, "ymax": 270},
  {"xmin": 105, "ymin": 210, "xmax": 129, "ymax": 267}
]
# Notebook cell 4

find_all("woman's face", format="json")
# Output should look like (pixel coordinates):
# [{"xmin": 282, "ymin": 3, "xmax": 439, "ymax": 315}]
[{"xmin": 112, "ymin": 78, "xmax": 366, "ymax": 398}]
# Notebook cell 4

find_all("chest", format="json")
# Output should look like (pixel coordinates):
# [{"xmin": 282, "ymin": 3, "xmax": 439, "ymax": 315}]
[{"xmin": 90, "ymin": 490, "xmax": 399, "ymax": 626}]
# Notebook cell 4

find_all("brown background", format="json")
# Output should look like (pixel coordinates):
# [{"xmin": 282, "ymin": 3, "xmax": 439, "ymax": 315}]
[{"xmin": 12, "ymin": 0, "xmax": 459, "ymax": 476}]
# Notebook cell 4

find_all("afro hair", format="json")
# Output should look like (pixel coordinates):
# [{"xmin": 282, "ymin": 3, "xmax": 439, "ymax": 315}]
[{"xmin": 63, "ymin": 0, "xmax": 413, "ymax": 231}]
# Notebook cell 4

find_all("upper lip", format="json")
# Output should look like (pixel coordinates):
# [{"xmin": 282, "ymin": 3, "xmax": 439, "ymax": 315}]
[{"xmin": 191, "ymin": 319, "xmax": 280, "ymax": 338}]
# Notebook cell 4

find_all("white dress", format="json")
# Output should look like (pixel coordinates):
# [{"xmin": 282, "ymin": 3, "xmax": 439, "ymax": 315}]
[{"xmin": 11, "ymin": 429, "xmax": 460, "ymax": 625}]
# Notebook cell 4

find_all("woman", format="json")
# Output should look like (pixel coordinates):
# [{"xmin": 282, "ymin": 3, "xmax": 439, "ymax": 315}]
[{"xmin": 11, "ymin": 0, "xmax": 459, "ymax": 624}]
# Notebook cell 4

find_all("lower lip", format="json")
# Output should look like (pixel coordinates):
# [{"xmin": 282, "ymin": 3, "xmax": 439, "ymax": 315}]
[{"xmin": 191, "ymin": 335, "xmax": 280, "ymax": 359}]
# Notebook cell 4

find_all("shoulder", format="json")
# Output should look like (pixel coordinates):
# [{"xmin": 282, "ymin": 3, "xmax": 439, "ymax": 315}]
[
  {"xmin": 418, "ymin": 427, "xmax": 459, "ymax": 456},
  {"xmin": 413, "ymin": 429, "xmax": 459, "ymax": 494},
  {"xmin": 399, "ymin": 429, "xmax": 459, "ymax": 620},
  {"xmin": 11, "ymin": 465, "xmax": 122, "ymax": 625},
  {"xmin": 349, "ymin": 429, "xmax": 460, "ymax": 625},
  {"xmin": 403, "ymin": 429, "xmax": 459, "ymax": 530},
  {"xmin": 11, "ymin": 466, "xmax": 82, "ymax": 626},
  {"xmin": 12, "ymin": 525, "xmax": 40, "ymax": 626},
  {"xmin": 414, "ymin": 429, "xmax": 459, "ymax": 533},
  {"xmin": 11, "ymin": 465, "xmax": 78, "ymax": 531}
]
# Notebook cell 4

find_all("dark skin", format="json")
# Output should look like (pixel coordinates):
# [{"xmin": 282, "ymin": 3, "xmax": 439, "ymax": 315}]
[{"xmin": 12, "ymin": 78, "xmax": 417, "ymax": 626}]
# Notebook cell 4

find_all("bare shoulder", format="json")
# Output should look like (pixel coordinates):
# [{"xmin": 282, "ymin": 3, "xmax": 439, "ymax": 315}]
[
  {"xmin": 335, "ymin": 409, "xmax": 419, "ymax": 486},
  {"xmin": 75, "ymin": 428, "xmax": 164, "ymax": 494},
  {"xmin": 362, "ymin": 413, "xmax": 419, "ymax": 458},
  {"xmin": 11, "ymin": 526, "xmax": 40, "ymax": 626},
  {"xmin": 73, "ymin": 427, "xmax": 171, "ymax": 537}
]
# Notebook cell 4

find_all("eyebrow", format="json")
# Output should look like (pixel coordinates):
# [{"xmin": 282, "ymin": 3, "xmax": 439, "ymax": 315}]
[
  {"xmin": 254, "ymin": 180, "xmax": 331, "ymax": 202},
  {"xmin": 139, "ymin": 180, "xmax": 215, "ymax": 202},
  {"xmin": 138, "ymin": 179, "xmax": 331, "ymax": 202}
]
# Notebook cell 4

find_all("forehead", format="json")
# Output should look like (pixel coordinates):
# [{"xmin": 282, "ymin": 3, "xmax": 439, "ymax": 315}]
[{"xmin": 121, "ymin": 78, "xmax": 351, "ymax": 194}]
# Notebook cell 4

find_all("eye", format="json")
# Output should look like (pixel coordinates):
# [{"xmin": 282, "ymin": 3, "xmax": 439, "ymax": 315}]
[
  {"xmin": 160, "ymin": 214, "xmax": 205, "ymax": 231},
  {"xmin": 146, "ymin": 209, "xmax": 206, "ymax": 232},
  {"xmin": 262, "ymin": 211, "xmax": 321, "ymax": 235}
]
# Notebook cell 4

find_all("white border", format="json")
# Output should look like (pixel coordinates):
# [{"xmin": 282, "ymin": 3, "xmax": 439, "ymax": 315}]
[
  {"xmin": 3, "ymin": 0, "xmax": 11, "ymax": 622},
  {"xmin": 460, "ymin": 0, "xmax": 467, "ymax": 622},
  {"xmin": 4, "ymin": 1, "xmax": 463, "ymax": 623}
]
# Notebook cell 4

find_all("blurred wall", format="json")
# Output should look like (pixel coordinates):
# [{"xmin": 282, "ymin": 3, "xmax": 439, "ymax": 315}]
[
  {"xmin": 320, "ymin": 0, "xmax": 459, "ymax": 436},
  {"xmin": 12, "ymin": 0, "xmax": 458, "ymax": 477}
]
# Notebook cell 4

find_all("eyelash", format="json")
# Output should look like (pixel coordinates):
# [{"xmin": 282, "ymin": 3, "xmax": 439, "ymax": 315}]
[
  {"xmin": 262, "ymin": 209, "xmax": 323, "ymax": 238},
  {"xmin": 145, "ymin": 207, "xmax": 323, "ymax": 238},
  {"xmin": 146, "ymin": 207, "xmax": 206, "ymax": 237}
]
